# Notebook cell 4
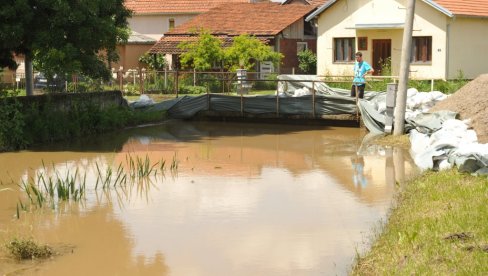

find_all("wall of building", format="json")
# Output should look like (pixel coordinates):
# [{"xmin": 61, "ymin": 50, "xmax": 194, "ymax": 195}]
[
  {"xmin": 316, "ymin": 0, "xmax": 449, "ymax": 79},
  {"xmin": 448, "ymin": 17, "xmax": 488, "ymax": 79},
  {"xmin": 128, "ymin": 14, "xmax": 195, "ymax": 40},
  {"xmin": 114, "ymin": 44, "xmax": 155, "ymax": 71},
  {"xmin": 280, "ymin": 39, "xmax": 317, "ymax": 74}
]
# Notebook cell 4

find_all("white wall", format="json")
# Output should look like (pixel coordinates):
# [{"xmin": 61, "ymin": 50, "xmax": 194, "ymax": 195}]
[
  {"xmin": 316, "ymin": 0, "xmax": 450, "ymax": 79},
  {"xmin": 128, "ymin": 14, "xmax": 195, "ymax": 40},
  {"xmin": 448, "ymin": 17, "xmax": 488, "ymax": 79}
]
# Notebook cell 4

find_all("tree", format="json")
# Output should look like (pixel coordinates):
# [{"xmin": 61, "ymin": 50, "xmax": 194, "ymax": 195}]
[
  {"xmin": 178, "ymin": 30, "xmax": 224, "ymax": 71},
  {"xmin": 223, "ymin": 34, "xmax": 282, "ymax": 71},
  {"xmin": 297, "ymin": 49, "xmax": 317, "ymax": 74},
  {"xmin": 177, "ymin": 32, "xmax": 282, "ymax": 72},
  {"xmin": 0, "ymin": 0, "xmax": 131, "ymax": 94},
  {"xmin": 139, "ymin": 53, "xmax": 168, "ymax": 70}
]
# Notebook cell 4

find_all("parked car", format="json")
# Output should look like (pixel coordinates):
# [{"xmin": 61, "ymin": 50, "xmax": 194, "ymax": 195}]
[
  {"xmin": 34, "ymin": 73, "xmax": 64, "ymax": 90},
  {"xmin": 34, "ymin": 73, "xmax": 48, "ymax": 89}
]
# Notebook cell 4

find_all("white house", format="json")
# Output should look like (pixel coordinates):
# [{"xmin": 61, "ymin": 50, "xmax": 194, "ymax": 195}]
[{"xmin": 306, "ymin": 0, "xmax": 488, "ymax": 80}]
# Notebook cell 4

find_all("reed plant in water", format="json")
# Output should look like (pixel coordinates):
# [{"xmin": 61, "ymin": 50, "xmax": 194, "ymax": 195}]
[
  {"xmin": 15, "ymin": 153, "xmax": 179, "ymax": 216},
  {"xmin": 5, "ymin": 238, "xmax": 53, "ymax": 260}
]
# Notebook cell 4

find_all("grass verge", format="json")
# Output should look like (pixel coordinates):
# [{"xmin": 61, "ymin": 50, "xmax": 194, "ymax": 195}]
[{"xmin": 352, "ymin": 169, "xmax": 488, "ymax": 275}]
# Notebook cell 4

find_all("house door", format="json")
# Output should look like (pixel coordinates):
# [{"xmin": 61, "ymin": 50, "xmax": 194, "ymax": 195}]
[{"xmin": 372, "ymin": 39, "xmax": 391, "ymax": 76}]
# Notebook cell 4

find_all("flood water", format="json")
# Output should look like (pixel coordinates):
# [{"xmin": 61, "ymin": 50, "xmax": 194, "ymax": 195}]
[{"xmin": 0, "ymin": 120, "xmax": 417, "ymax": 275}]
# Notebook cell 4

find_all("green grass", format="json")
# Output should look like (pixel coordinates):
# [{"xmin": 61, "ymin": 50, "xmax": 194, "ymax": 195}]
[{"xmin": 352, "ymin": 169, "xmax": 488, "ymax": 275}]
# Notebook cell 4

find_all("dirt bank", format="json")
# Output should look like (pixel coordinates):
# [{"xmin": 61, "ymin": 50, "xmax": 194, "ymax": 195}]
[{"xmin": 429, "ymin": 74, "xmax": 488, "ymax": 143}]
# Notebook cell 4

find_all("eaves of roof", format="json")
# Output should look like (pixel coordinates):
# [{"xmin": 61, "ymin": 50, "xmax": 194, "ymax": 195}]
[{"xmin": 305, "ymin": 0, "xmax": 488, "ymax": 21}]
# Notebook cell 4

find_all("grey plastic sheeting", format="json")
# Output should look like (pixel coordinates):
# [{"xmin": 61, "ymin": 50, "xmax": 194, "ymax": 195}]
[
  {"xmin": 357, "ymin": 92, "xmax": 488, "ymax": 176},
  {"xmin": 144, "ymin": 93, "xmax": 359, "ymax": 119}
]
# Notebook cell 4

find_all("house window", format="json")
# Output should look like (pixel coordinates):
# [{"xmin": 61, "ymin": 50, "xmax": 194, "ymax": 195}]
[
  {"xmin": 411, "ymin": 36, "xmax": 432, "ymax": 63},
  {"xmin": 358, "ymin": 37, "xmax": 367, "ymax": 51},
  {"xmin": 334, "ymin": 37, "xmax": 355, "ymax": 62},
  {"xmin": 297, "ymin": 42, "xmax": 308, "ymax": 54},
  {"xmin": 169, "ymin": 18, "xmax": 175, "ymax": 30}
]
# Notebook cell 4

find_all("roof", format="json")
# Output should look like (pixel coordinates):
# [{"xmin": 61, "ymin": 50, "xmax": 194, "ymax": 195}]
[
  {"xmin": 127, "ymin": 31, "xmax": 157, "ymax": 44},
  {"xmin": 433, "ymin": 0, "xmax": 488, "ymax": 17},
  {"xmin": 148, "ymin": 35, "xmax": 269, "ymax": 54},
  {"xmin": 125, "ymin": 0, "xmax": 252, "ymax": 14},
  {"xmin": 166, "ymin": 2, "xmax": 315, "ymax": 36},
  {"xmin": 282, "ymin": 0, "xmax": 329, "ymax": 6},
  {"xmin": 305, "ymin": 0, "xmax": 488, "ymax": 21}
]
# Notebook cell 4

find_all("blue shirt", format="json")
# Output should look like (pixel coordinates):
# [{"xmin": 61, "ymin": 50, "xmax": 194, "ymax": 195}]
[{"xmin": 353, "ymin": 61, "xmax": 372, "ymax": 85}]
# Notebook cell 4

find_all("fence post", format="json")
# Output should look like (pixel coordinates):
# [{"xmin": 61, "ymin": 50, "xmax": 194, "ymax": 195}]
[
  {"xmin": 193, "ymin": 68, "xmax": 196, "ymax": 87},
  {"xmin": 139, "ymin": 68, "xmax": 144, "ymax": 94},
  {"xmin": 164, "ymin": 67, "xmax": 167, "ymax": 90},
  {"xmin": 118, "ymin": 67, "xmax": 123, "ymax": 92},
  {"xmin": 207, "ymin": 83, "xmax": 210, "ymax": 111},
  {"xmin": 431, "ymin": 79, "xmax": 434, "ymax": 91},
  {"xmin": 175, "ymin": 69, "xmax": 179, "ymax": 98},
  {"xmin": 241, "ymin": 92, "xmax": 244, "ymax": 116},
  {"xmin": 312, "ymin": 81, "xmax": 316, "ymax": 119},
  {"xmin": 276, "ymin": 82, "xmax": 280, "ymax": 117}
]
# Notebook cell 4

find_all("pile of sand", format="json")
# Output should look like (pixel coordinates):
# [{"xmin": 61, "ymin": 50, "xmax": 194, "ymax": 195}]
[{"xmin": 429, "ymin": 74, "xmax": 488, "ymax": 143}]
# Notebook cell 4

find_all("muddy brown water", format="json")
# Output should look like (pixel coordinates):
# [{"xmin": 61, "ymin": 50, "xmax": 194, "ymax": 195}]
[{"xmin": 0, "ymin": 120, "xmax": 418, "ymax": 275}]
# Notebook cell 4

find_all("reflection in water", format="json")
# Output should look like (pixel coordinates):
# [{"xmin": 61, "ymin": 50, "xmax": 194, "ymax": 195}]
[{"xmin": 0, "ymin": 120, "xmax": 417, "ymax": 275}]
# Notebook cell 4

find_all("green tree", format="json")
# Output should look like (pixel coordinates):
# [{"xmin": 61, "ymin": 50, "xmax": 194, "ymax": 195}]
[
  {"xmin": 223, "ymin": 34, "xmax": 282, "ymax": 71},
  {"xmin": 0, "ymin": 0, "xmax": 131, "ymax": 94},
  {"xmin": 178, "ymin": 30, "xmax": 224, "ymax": 71},
  {"xmin": 139, "ymin": 53, "xmax": 168, "ymax": 70},
  {"xmin": 297, "ymin": 49, "xmax": 317, "ymax": 74}
]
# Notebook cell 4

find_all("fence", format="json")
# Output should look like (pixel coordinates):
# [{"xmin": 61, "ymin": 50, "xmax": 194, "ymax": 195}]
[{"xmin": 2, "ymin": 70, "xmax": 443, "ymax": 96}]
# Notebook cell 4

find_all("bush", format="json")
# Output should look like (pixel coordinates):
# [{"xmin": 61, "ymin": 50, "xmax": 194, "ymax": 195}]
[
  {"xmin": 254, "ymin": 73, "xmax": 278, "ymax": 90},
  {"xmin": 297, "ymin": 49, "xmax": 317, "ymax": 74},
  {"xmin": 0, "ymin": 97, "xmax": 26, "ymax": 151},
  {"xmin": 179, "ymin": 85, "xmax": 206, "ymax": 94},
  {"xmin": 0, "ymin": 95, "xmax": 166, "ymax": 152},
  {"xmin": 6, "ymin": 238, "xmax": 53, "ymax": 260}
]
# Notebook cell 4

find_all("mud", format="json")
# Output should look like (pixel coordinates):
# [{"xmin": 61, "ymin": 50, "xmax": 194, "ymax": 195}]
[{"xmin": 430, "ymin": 74, "xmax": 488, "ymax": 143}]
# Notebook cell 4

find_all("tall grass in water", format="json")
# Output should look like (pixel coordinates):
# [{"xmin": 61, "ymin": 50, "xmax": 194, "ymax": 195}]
[{"xmin": 16, "ymin": 153, "xmax": 179, "ymax": 216}]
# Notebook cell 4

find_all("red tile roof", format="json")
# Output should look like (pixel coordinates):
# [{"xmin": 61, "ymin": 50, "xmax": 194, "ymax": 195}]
[
  {"xmin": 148, "ymin": 35, "xmax": 269, "ymax": 54},
  {"xmin": 166, "ymin": 2, "xmax": 315, "ymax": 36},
  {"xmin": 434, "ymin": 0, "xmax": 488, "ymax": 17},
  {"xmin": 125, "ymin": 0, "xmax": 252, "ymax": 14}
]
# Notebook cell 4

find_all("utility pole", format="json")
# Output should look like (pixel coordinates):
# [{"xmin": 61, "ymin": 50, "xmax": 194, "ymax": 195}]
[{"xmin": 393, "ymin": 0, "xmax": 416, "ymax": 135}]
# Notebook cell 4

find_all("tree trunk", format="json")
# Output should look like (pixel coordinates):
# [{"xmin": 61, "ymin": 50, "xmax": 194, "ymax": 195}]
[{"xmin": 25, "ymin": 55, "xmax": 34, "ymax": 96}]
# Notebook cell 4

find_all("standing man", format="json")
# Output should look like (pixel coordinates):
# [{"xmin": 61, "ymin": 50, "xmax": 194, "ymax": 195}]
[{"xmin": 351, "ymin": 52, "xmax": 374, "ymax": 99}]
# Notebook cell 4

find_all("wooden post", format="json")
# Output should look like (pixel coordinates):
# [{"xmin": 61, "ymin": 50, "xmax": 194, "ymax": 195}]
[
  {"xmin": 355, "ymin": 84, "xmax": 359, "ymax": 121},
  {"xmin": 119, "ymin": 67, "xmax": 123, "ymax": 92},
  {"xmin": 240, "ymin": 93, "xmax": 244, "ymax": 116},
  {"xmin": 312, "ymin": 81, "xmax": 316, "ymax": 118},
  {"xmin": 276, "ymin": 84, "xmax": 280, "ymax": 117},
  {"xmin": 139, "ymin": 68, "xmax": 144, "ymax": 94},
  {"xmin": 207, "ymin": 83, "xmax": 210, "ymax": 111},
  {"xmin": 175, "ymin": 69, "xmax": 179, "ymax": 98}
]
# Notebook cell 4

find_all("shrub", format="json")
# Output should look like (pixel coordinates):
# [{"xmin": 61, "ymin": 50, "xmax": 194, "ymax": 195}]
[
  {"xmin": 179, "ymin": 85, "xmax": 206, "ymax": 94},
  {"xmin": 6, "ymin": 238, "xmax": 53, "ymax": 260}
]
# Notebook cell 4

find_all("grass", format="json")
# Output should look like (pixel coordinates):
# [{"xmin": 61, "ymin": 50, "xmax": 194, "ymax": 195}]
[
  {"xmin": 5, "ymin": 238, "xmax": 53, "ymax": 260},
  {"xmin": 352, "ymin": 169, "xmax": 488, "ymax": 275},
  {"xmin": 371, "ymin": 134, "xmax": 411, "ymax": 149},
  {"xmin": 16, "ymin": 153, "xmax": 180, "ymax": 217}
]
